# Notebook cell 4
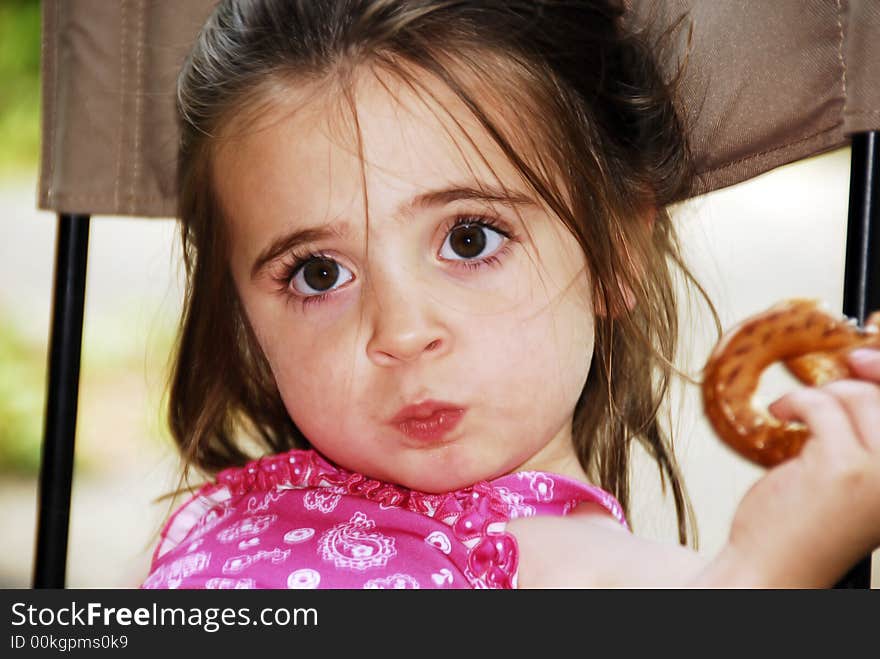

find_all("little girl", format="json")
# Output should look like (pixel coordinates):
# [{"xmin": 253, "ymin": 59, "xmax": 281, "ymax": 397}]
[{"xmin": 143, "ymin": 0, "xmax": 880, "ymax": 589}]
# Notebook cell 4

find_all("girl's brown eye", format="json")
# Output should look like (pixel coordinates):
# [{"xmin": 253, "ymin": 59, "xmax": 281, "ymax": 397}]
[
  {"xmin": 292, "ymin": 257, "xmax": 353, "ymax": 296},
  {"xmin": 303, "ymin": 258, "xmax": 338, "ymax": 291},
  {"xmin": 440, "ymin": 223, "xmax": 504, "ymax": 261},
  {"xmin": 449, "ymin": 224, "xmax": 486, "ymax": 258}
]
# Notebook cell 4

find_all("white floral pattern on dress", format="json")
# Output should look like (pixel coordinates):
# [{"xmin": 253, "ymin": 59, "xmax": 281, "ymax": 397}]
[
  {"xmin": 318, "ymin": 511, "xmax": 396, "ymax": 570},
  {"xmin": 363, "ymin": 573, "xmax": 420, "ymax": 589},
  {"xmin": 287, "ymin": 569, "xmax": 321, "ymax": 589},
  {"xmin": 216, "ymin": 514, "xmax": 276, "ymax": 544},
  {"xmin": 205, "ymin": 577, "xmax": 255, "ymax": 589},
  {"xmin": 431, "ymin": 568, "xmax": 454, "ymax": 586},
  {"xmin": 237, "ymin": 537, "xmax": 260, "ymax": 550},
  {"xmin": 143, "ymin": 551, "xmax": 211, "ymax": 589},
  {"xmin": 222, "ymin": 548, "xmax": 290, "ymax": 575},
  {"xmin": 185, "ymin": 538, "xmax": 204, "ymax": 553},
  {"xmin": 518, "ymin": 471, "xmax": 555, "ymax": 502},
  {"xmin": 246, "ymin": 490, "xmax": 285, "ymax": 514},
  {"xmin": 222, "ymin": 555, "xmax": 251, "ymax": 575},
  {"xmin": 424, "ymin": 530, "xmax": 452, "ymax": 554},
  {"xmin": 303, "ymin": 486, "xmax": 345, "ymax": 513},
  {"xmin": 187, "ymin": 504, "xmax": 231, "ymax": 542},
  {"xmin": 495, "ymin": 486, "xmax": 536, "ymax": 518},
  {"xmin": 283, "ymin": 527, "xmax": 316, "ymax": 544}
]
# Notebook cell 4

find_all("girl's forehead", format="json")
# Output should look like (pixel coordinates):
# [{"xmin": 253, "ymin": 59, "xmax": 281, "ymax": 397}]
[{"xmin": 212, "ymin": 67, "xmax": 534, "ymax": 226}]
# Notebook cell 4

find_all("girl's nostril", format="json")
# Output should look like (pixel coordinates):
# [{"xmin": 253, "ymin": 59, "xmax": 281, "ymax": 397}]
[{"xmin": 426, "ymin": 340, "xmax": 440, "ymax": 352}]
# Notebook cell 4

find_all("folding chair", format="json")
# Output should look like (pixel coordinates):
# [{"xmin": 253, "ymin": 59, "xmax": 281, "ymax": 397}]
[{"xmin": 33, "ymin": 0, "xmax": 879, "ymax": 588}]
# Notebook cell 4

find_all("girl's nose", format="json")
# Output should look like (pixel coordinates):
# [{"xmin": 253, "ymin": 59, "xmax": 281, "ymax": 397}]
[{"xmin": 364, "ymin": 278, "xmax": 452, "ymax": 367}]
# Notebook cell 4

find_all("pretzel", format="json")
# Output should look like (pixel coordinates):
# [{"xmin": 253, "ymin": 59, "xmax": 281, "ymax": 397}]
[{"xmin": 701, "ymin": 299, "xmax": 880, "ymax": 467}]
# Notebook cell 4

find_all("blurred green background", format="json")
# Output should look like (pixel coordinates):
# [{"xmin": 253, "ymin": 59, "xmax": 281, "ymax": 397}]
[
  {"xmin": 0, "ymin": 316, "xmax": 45, "ymax": 474},
  {"xmin": 0, "ymin": 0, "xmax": 45, "ymax": 475},
  {"xmin": 0, "ymin": 0, "xmax": 40, "ymax": 177},
  {"xmin": 0, "ymin": 0, "xmax": 183, "ymax": 587},
  {"xmin": 0, "ymin": 0, "xmax": 179, "ymax": 479}
]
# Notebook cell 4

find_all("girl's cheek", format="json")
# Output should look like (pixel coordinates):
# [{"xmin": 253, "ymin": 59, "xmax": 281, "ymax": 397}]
[{"xmin": 437, "ymin": 262, "xmax": 533, "ymax": 313}]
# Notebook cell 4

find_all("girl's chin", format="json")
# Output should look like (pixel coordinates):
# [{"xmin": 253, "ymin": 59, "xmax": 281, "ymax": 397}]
[
  {"xmin": 318, "ymin": 440, "xmax": 514, "ymax": 493},
  {"xmin": 384, "ymin": 464, "xmax": 508, "ymax": 494}
]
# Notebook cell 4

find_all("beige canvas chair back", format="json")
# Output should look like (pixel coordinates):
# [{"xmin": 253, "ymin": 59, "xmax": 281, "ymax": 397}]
[{"xmin": 39, "ymin": 0, "xmax": 880, "ymax": 218}]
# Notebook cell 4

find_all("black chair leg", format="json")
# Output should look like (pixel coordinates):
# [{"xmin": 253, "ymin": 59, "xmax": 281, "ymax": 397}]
[
  {"xmin": 32, "ymin": 213, "xmax": 90, "ymax": 589},
  {"xmin": 837, "ymin": 130, "xmax": 879, "ymax": 589}
]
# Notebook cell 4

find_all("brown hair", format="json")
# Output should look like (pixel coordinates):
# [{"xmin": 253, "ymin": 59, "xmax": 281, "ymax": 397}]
[{"xmin": 170, "ymin": 0, "xmax": 716, "ymax": 546}]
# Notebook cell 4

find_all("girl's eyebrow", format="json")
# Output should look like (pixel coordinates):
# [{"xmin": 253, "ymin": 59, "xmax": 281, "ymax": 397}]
[{"xmin": 249, "ymin": 183, "xmax": 536, "ymax": 280}]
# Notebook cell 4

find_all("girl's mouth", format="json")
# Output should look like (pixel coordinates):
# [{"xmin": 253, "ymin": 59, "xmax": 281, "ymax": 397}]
[
  {"xmin": 390, "ymin": 401, "xmax": 466, "ymax": 441},
  {"xmin": 397, "ymin": 409, "xmax": 465, "ymax": 441}
]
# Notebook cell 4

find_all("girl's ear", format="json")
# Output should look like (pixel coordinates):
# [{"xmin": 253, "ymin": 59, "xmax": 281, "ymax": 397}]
[{"xmin": 593, "ymin": 207, "xmax": 656, "ymax": 318}]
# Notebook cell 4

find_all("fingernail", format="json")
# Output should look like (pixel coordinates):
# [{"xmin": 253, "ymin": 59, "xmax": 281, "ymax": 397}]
[{"xmin": 848, "ymin": 348, "xmax": 880, "ymax": 365}]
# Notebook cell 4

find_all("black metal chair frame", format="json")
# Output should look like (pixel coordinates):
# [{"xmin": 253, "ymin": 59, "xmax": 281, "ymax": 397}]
[{"xmin": 31, "ymin": 132, "xmax": 880, "ymax": 589}]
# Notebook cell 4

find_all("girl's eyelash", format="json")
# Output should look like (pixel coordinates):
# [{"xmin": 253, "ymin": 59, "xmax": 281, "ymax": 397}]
[
  {"xmin": 272, "ymin": 213, "xmax": 516, "ymax": 309},
  {"xmin": 272, "ymin": 249, "xmax": 337, "ymax": 310},
  {"xmin": 447, "ymin": 213, "xmax": 512, "ymax": 238}
]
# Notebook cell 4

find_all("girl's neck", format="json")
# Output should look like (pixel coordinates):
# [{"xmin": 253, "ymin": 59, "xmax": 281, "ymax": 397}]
[{"xmin": 513, "ymin": 424, "xmax": 592, "ymax": 485}]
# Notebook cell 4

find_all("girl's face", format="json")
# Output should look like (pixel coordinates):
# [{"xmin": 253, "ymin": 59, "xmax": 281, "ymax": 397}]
[{"xmin": 215, "ymin": 70, "xmax": 596, "ymax": 492}]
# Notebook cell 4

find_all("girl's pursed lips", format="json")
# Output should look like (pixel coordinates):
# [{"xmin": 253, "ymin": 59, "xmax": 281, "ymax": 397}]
[
  {"xmin": 389, "ymin": 399, "xmax": 466, "ymax": 424},
  {"xmin": 394, "ymin": 411, "xmax": 466, "ymax": 443},
  {"xmin": 389, "ymin": 399, "xmax": 467, "ymax": 442}
]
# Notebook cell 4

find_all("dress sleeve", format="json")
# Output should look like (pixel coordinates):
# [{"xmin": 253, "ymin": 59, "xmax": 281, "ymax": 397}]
[
  {"xmin": 560, "ymin": 480, "xmax": 629, "ymax": 530},
  {"xmin": 506, "ymin": 471, "xmax": 629, "ymax": 530},
  {"xmin": 149, "ymin": 483, "xmax": 234, "ymax": 566}
]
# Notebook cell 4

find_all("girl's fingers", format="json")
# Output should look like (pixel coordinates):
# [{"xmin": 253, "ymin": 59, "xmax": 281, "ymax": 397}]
[
  {"xmin": 768, "ymin": 387, "xmax": 858, "ymax": 451},
  {"xmin": 847, "ymin": 348, "xmax": 880, "ymax": 382},
  {"xmin": 820, "ymin": 379, "xmax": 880, "ymax": 452}
]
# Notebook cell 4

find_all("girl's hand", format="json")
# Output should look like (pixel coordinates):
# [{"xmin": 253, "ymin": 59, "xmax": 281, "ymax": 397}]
[{"xmin": 722, "ymin": 348, "xmax": 880, "ymax": 587}]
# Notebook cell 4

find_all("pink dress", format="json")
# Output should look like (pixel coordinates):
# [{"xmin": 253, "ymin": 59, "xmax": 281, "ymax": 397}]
[{"xmin": 142, "ymin": 449, "xmax": 628, "ymax": 589}]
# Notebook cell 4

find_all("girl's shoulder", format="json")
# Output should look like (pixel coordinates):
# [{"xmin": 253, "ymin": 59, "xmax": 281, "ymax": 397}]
[{"xmin": 149, "ymin": 449, "xmax": 344, "ymax": 564}]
